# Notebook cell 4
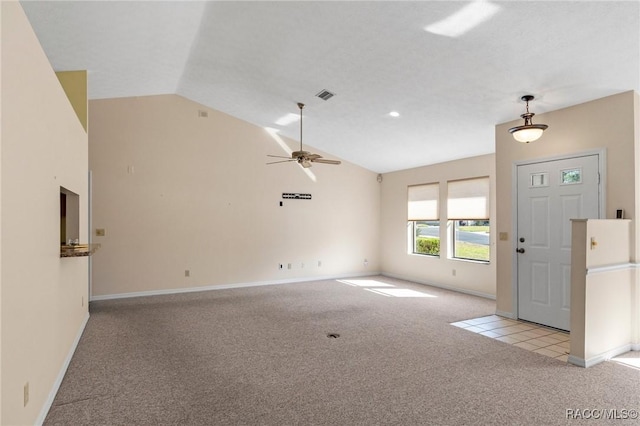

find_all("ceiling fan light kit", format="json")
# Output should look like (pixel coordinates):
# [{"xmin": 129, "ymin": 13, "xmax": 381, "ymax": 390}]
[
  {"xmin": 267, "ymin": 103, "xmax": 341, "ymax": 168},
  {"xmin": 508, "ymin": 95, "xmax": 548, "ymax": 143}
]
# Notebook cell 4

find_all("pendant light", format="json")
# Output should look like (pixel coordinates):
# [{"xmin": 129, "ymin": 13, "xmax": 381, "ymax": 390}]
[{"xmin": 508, "ymin": 95, "xmax": 548, "ymax": 143}]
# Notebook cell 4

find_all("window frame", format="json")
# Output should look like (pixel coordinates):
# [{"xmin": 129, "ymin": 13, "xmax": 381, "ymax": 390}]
[
  {"xmin": 450, "ymin": 219, "xmax": 490, "ymax": 263},
  {"xmin": 446, "ymin": 177, "xmax": 491, "ymax": 263},
  {"xmin": 407, "ymin": 183, "xmax": 440, "ymax": 257},
  {"xmin": 410, "ymin": 220, "xmax": 441, "ymax": 257}
]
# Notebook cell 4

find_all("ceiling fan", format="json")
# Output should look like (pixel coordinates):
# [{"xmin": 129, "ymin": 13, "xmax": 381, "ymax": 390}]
[{"xmin": 267, "ymin": 103, "xmax": 341, "ymax": 168}]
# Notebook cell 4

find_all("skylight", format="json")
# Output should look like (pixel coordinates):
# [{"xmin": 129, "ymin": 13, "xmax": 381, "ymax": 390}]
[
  {"xmin": 425, "ymin": 0, "xmax": 501, "ymax": 38},
  {"xmin": 275, "ymin": 113, "xmax": 300, "ymax": 126}
]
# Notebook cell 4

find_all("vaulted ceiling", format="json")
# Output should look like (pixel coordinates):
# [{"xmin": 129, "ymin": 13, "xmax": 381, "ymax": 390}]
[{"xmin": 22, "ymin": 1, "xmax": 640, "ymax": 173}]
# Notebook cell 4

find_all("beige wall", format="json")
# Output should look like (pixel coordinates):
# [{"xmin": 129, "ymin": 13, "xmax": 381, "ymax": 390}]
[
  {"xmin": 89, "ymin": 95, "xmax": 381, "ymax": 297},
  {"xmin": 570, "ymin": 219, "xmax": 633, "ymax": 366},
  {"xmin": 380, "ymin": 154, "xmax": 496, "ymax": 298},
  {"xmin": 2, "ymin": 2, "xmax": 89, "ymax": 424},
  {"xmin": 495, "ymin": 91, "xmax": 638, "ymax": 316}
]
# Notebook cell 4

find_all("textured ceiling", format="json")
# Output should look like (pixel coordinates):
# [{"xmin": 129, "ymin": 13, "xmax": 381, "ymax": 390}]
[{"xmin": 21, "ymin": 1, "xmax": 640, "ymax": 173}]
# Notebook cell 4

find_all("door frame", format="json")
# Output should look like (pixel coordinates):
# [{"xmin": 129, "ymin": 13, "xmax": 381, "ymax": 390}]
[{"xmin": 510, "ymin": 149, "xmax": 606, "ymax": 322}]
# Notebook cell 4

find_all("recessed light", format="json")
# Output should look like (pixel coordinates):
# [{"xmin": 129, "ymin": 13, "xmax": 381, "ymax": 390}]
[{"xmin": 389, "ymin": 111, "xmax": 400, "ymax": 117}]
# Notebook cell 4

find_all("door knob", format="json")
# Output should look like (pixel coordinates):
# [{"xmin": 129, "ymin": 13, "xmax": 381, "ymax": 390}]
[{"xmin": 516, "ymin": 248, "xmax": 525, "ymax": 253}]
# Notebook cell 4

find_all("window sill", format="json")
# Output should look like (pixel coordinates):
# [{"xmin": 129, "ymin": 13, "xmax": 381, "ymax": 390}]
[
  {"xmin": 409, "ymin": 252, "xmax": 440, "ymax": 258},
  {"xmin": 450, "ymin": 257, "xmax": 490, "ymax": 265}
]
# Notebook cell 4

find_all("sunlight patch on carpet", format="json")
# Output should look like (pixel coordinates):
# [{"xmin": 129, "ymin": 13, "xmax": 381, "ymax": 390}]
[
  {"xmin": 337, "ymin": 279, "xmax": 437, "ymax": 298},
  {"xmin": 337, "ymin": 279, "xmax": 394, "ymax": 287},
  {"xmin": 365, "ymin": 288, "xmax": 437, "ymax": 298},
  {"xmin": 612, "ymin": 356, "xmax": 640, "ymax": 371}
]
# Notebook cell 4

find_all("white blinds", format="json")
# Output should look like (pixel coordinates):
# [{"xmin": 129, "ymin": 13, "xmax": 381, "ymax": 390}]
[
  {"xmin": 408, "ymin": 183, "xmax": 439, "ymax": 221},
  {"xmin": 447, "ymin": 177, "xmax": 490, "ymax": 220}
]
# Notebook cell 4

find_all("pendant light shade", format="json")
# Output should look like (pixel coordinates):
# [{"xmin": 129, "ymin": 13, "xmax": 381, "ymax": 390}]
[{"xmin": 508, "ymin": 95, "xmax": 548, "ymax": 143}]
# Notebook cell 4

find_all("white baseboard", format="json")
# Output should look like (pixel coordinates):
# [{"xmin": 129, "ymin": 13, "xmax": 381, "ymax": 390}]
[
  {"xmin": 567, "ymin": 355, "xmax": 586, "ymax": 367},
  {"xmin": 568, "ymin": 344, "xmax": 634, "ymax": 368},
  {"xmin": 632, "ymin": 343, "xmax": 640, "ymax": 351},
  {"xmin": 495, "ymin": 310, "xmax": 515, "ymax": 319},
  {"xmin": 36, "ymin": 312, "xmax": 90, "ymax": 425},
  {"xmin": 381, "ymin": 272, "xmax": 496, "ymax": 300},
  {"xmin": 90, "ymin": 272, "xmax": 381, "ymax": 301}
]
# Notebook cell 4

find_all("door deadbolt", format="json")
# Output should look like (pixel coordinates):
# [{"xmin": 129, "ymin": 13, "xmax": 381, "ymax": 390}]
[
  {"xmin": 519, "ymin": 237, "xmax": 525, "ymax": 243},
  {"xmin": 516, "ymin": 248, "xmax": 525, "ymax": 253}
]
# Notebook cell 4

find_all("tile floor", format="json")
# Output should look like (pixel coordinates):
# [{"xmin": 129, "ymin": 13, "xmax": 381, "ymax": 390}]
[{"xmin": 452, "ymin": 314, "xmax": 570, "ymax": 362}]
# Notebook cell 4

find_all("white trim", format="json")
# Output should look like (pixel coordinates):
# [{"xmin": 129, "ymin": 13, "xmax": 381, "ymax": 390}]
[
  {"xmin": 511, "ymin": 149, "xmax": 606, "ymax": 323},
  {"xmin": 495, "ymin": 310, "xmax": 516, "ymax": 319},
  {"xmin": 568, "ymin": 344, "xmax": 633, "ymax": 368},
  {"xmin": 90, "ymin": 272, "xmax": 380, "ymax": 301},
  {"xmin": 631, "ymin": 343, "xmax": 640, "ymax": 351},
  {"xmin": 36, "ymin": 312, "xmax": 90, "ymax": 426},
  {"xmin": 587, "ymin": 262, "xmax": 634, "ymax": 275},
  {"xmin": 381, "ymin": 272, "xmax": 496, "ymax": 300},
  {"xmin": 510, "ymin": 161, "xmax": 519, "ymax": 320},
  {"xmin": 88, "ymin": 170, "xmax": 93, "ymax": 299},
  {"xmin": 567, "ymin": 355, "xmax": 586, "ymax": 367}
]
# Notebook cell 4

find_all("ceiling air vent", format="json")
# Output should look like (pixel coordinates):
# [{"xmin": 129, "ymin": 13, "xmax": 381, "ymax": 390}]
[{"xmin": 315, "ymin": 89, "xmax": 335, "ymax": 101}]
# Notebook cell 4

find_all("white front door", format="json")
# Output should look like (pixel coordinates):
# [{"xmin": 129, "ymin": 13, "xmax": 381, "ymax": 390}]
[{"xmin": 517, "ymin": 154, "xmax": 601, "ymax": 331}]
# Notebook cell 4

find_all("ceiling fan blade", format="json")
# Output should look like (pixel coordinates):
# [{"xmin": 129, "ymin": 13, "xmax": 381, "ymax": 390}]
[
  {"xmin": 266, "ymin": 159, "xmax": 295, "ymax": 165},
  {"xmin": 311, "ymin": 158, "xmax": 341, "ymax": 165},
  {"xmin": 267, "ymin": 154, "xmax": 293, "ymax": 159},
  {"xmin": 268, "ymin": 102, "xmax": 340, "ymax": 170}
]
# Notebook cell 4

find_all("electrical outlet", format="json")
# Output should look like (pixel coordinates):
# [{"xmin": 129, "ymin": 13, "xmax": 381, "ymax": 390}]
[
  {"xmin": 363, "ymin": 259, "xmax": 369, "ymax": 267},
  {"xmin": 301, "ymin": 262, "xmax": 304, "ymax": 269},
  {"xmin": 24, "ymin": 382, "xmax": 29, "ymax": 407},
  {"xmin": 452, "ymin": 269, "xmax": 456, "ymax": 276},
  {"xmin": 288, "ymin": 263, "xmax": 292, "ymax": 270},
  {"xmin": 185, "ymin": 270, "xmax": 190, "ymax": 277},
  {"xmin": 318, "ymin": 260, "xmax": 322, "ymax": 267}
]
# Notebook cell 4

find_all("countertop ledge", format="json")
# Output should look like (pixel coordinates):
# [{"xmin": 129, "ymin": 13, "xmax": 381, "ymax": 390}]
[{"xmin": 60, "ymin": 243, "xmax": 101, "ymax": 258}]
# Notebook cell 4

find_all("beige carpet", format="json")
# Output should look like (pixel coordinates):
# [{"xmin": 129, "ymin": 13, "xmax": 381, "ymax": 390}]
[{"xmin": 45, "ymin": 276, "xmax": 640, "ymax": 425}]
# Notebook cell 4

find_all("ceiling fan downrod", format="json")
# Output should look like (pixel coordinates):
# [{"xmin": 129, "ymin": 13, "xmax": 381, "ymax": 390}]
[{"xmin": 298, "ymin": 102, "xmax": 304, "ymax": 152}]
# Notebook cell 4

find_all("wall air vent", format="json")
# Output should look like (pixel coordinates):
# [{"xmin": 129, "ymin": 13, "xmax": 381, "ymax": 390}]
[
  {"xmin": 282, "ymin": 193, "xmax": 312, "ymax": 200},
  {"xmin": 315, "ymin": 90, "xmax": 335, "ymax": 101}
]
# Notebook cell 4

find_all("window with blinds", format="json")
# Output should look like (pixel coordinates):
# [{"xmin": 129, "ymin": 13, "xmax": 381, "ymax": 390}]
[
  {"xmin": 447, "ymin": 177, "xmax": 490, "ymax": 262},
  {"xmin": 408, "ymin": 183, "xmax": 440, "ymax": 256}
]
